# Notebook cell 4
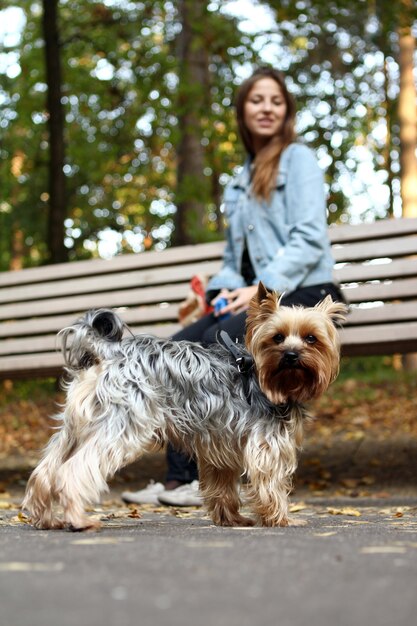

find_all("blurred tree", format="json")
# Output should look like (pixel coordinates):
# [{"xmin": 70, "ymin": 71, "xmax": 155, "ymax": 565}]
[
  {"xmin": 264, "ymin": 0, "xmax": 417, "ymax": 222},
  {"xmin": 173, "ymin": 0, "xmax": 210, "ymax": 245},
  {"xmin": 397, "ymin": 0, "xmax": 417, "ymax": 218},
  {"xmin": 1, "ymin": 0, "xmax": 415, "ymax": 269},
  {"xmin": 0, "ymin": 0, "xmax": 256, "ymax": 266},
  {"xmin": 43, "ymin": 0, "xmax": 68, "ymax": 263}
]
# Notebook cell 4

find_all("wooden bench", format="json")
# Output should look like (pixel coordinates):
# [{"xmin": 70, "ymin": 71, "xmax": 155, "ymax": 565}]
[{"xmin": 1, "ymin": 217, "xmax": 417, "ymax": 379}]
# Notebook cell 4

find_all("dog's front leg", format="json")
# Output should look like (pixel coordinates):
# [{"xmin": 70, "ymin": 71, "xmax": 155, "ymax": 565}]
[
  {"xmin": 243, "ymin": 430, "xmax": 299, "ymax": 527},
  {"xmin": 22, "ymin": 427, "xmax": 74, "ymax": 530},
  {"xmin": 55, "ymin": 437, "xmax": 114, "ymax": 531},
  {"xmin": 198, "ymin": 458, "xmax": 255, "ymax": 527}
]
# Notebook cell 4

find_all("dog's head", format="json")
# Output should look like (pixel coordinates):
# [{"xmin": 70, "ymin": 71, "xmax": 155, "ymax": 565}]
[{"xmin": 245, "ymin": 283, "xmax": 347, "ymax": 404}]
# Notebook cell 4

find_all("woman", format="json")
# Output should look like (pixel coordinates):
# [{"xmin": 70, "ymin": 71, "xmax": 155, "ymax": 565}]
[{"xmin": 122, "ymin": 66, "xmax": 344, "ymax": 507}]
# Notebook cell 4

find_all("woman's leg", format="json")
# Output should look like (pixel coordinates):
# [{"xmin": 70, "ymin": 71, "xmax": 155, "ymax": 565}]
[
  {"xmin": 165, "ymin": 443, "xmax": 198, "ymax": 486},
  {"xmin": 172, "ymin": 313, "xmax": 218, "ymax": 342},
  {"xmin": 174, "ymin": 311, "xmax": 247, "ymax": 344},
  {"xmin": 280, "ymin": 283, "xmax": 345, "ymax": 307}
]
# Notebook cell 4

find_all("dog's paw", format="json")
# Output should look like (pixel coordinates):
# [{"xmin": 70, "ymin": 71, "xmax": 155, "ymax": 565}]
[
  {"xmin": 31, "ymin": 518, "xmax": 65, "ymax": 530},
  {"xmin": 68, "ymin": 519, "xmax": 102, "ymax": 532},
  {"xmin": 261, "ymin": 516, "xmax": 289, "ymax": 527},
  {"xmin": 213, "ymin": 513, "xmax": 256, "ymax": 527}
]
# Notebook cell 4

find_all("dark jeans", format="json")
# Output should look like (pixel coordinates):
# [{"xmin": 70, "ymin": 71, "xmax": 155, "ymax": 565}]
[{"xmin": 166, "ymin": 282, "xmax": 345, "ymax": 483}]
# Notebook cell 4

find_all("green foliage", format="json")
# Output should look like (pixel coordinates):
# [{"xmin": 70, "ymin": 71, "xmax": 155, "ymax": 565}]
[
  {"xmin": 339, "ymin": 355, "xmax": 402, "ymax": 383},
  {"xmin": 0, "ymin": 378, "xmax": 59, "ymax": 407},
  {"xmin": 265, "ymin": 0, "xmax": 417, "ymax": 225},
  {"xmin": 0, "ymin": 0, "xmax": 258, "ymax": 266},
  {"xmin": 0, "ymin": 0, "xmax": 416, "ymax": 267}
]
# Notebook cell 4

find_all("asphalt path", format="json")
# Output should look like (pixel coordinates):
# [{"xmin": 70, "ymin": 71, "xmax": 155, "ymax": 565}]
[{"xmin": 1, "ymin": 495, "xmax": 417, "ymax": 626}]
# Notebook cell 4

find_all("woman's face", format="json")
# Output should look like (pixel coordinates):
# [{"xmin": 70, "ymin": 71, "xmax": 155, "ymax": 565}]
[{"xmin": 243, "ymin": 77, "xmax": 287, "ymax": 152}]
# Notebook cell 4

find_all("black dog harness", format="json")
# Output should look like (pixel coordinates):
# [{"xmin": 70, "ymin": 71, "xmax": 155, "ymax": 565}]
[
  {"xmin": 217, "ymin": 330, "xmax": 254, "ymax": 377},
  {"xmin": 217, "ymin": 330, "xmax": 255, "ymax": 404},
  {"xmin": 217, "ymin": 330, "xmax": 293, "ymax": 420}
]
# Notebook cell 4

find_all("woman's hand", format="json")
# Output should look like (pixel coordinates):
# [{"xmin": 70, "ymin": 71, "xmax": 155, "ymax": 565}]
[{"xmin": 211, "ymin": 285, "xmax": 258, "ymax": 316}]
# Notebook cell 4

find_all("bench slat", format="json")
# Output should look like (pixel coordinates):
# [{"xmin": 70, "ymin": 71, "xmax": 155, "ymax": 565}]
[
  {"xmin": 0, "ymin": 284, "xmax": 191, "ymax": 321},
  {"xmin": 0, "ymin": 260, "xmax": 222, "ymax": 305},
  {"xmin": 334, "ymin": 257, "xmax": 417, "ymax": 284},
  {"xmin": 346, "ymin": 301, "xmax": 417, "ymax": 325},
  {"xmin": 0, "ymin": 242, "xmax": 225, "ymax": 288},
  {"xmin": 0, "ymin": 324, "xmax": 180, "ymax": 378},
  {"xmin": 332, "ymin": 235, "xmax": 417, "ymax": 263},
  {"xmin": 0, "ymin": 321, "xmax": 180, "ymax": 356},
  {"xmin": 0, "ymin": 353, "xmax": 66, "ymax": 379},
  {"xmin": 342, "ymin": 278, "xmax": 417, "ymax": 304},
  {"xmin": 329, "ymin": 217, "xmax": 417, "ymax": 243},
  {"xmin": 340, "ymin": 322, "xmax": 417, "ymax": 356},
  {"xmin": 0, "ymin": 305, "xmax": 180, "ymax": 339}
]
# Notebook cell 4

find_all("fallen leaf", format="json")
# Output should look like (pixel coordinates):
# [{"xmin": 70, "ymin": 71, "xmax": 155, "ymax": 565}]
[
  {"xmin": 0, "ymin": 562, "xmax": 64, "ymax": 572},
  {"xmin": 8, "ymin": 512, "xmax": 30, "ymax": 524},
  {"xmin": 288, "ymin": 518, "xmax": 307, "ymax": 527},
  {"xmin": 71, "ymin": 537, "xmax": 135, "ymax": 545},
  {"xmin": 327, "ymin": 507, "xmax": 361, "ymax": 517},
  {"xmin": 289, "ymin": 502, "xmax": 308, "ymax": 513},
  {"xmin": 360, "ymin": 546, "xmax": 407, "ymax": 554}
]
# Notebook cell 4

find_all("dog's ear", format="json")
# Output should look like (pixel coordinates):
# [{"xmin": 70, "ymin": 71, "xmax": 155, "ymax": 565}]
[
  {"xmin": 255, "ymin": 281, "xmax": 275, "ymax": 303},
  {"xmin": 246, "ymin": 283, "xmax": 280, "ymax": 348},
  {"xmin": 314, "ymin": 296, "xmax": 348, "ymax": 325}
]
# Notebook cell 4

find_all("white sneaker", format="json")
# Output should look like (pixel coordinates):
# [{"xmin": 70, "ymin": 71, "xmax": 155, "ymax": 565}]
[
  {"xmin": 157, "ymin": 480, "xmax": 203, "ymax": 507},
  {"xmin": 121, "ymin": 480, "xmax": 165, "ymax": 505}
]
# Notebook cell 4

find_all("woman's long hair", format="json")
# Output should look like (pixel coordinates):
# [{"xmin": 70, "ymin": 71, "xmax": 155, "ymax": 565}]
[{"xmin": 235, "ymin": 67, "xmax": 297, "ymax": 200}]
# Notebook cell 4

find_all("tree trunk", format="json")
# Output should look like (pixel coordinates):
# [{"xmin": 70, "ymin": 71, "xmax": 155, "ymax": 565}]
[
  {"xmin": 43, "ymin": 0, "xmax": 68, "ymax": 263},
  {"xmin": 382, "ymin": 58, "xmax": 394, "ymax": 216},
  {"xmin": 10, "ymin": 226, "xmax": 24, "ymax": 271},
  {"xmin": 398, "ymin": 17, "xmax": 417, "ymax": 218},
  {"xmin": 173, "ymin": 0, "xmax": 210, "ymax": 246},
  {"xmin": 398, "ymin": 2, "xmax": 417, "ymax": 369}
]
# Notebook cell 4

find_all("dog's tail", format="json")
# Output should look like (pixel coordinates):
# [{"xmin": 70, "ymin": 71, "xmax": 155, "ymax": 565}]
[{"xmin": 60, "ymin": 309, "xmax": 127, "ymax": 371}]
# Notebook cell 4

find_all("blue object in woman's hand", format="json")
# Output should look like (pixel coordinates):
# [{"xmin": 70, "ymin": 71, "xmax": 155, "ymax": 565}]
[{"xmin": 214, "ymin": 297, "xmax": 231, "ymax": 320}]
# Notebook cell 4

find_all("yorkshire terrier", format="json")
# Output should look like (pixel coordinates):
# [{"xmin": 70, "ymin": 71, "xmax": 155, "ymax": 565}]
[{"xmin": 22, "ymin": 283, "xmax": 346, "ymax": 530}]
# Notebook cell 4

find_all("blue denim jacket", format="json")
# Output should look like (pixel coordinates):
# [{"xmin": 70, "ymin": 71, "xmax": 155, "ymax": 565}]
[{"xmin": 206, "ymin": 142, "xmax": 336, "ymax": 295}]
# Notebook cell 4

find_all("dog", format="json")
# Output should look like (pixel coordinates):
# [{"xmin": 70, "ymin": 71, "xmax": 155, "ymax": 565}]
[{"xmin": 22, "ymin": 283, "xmax": 346, "ymax": 530}]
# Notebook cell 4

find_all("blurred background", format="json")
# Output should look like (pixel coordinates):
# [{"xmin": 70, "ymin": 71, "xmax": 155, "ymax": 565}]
[
  {"xmin": 0, "ymin": 0, "xmax": 417, "ymax": 493},
  {"xmin": 1, "ymin": 0, "xmax": 416, "ymax": 270}
]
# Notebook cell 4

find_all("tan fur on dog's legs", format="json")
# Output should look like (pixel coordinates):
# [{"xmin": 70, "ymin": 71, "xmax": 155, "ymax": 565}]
[
  {"xmin": 22, "ymin": 429, "xmax": 76, "ymax": 529},
  {"xmin": 198, "ymin": 459, "xmax": 255, "ymax": 527},
  {"xmin": 244, "ymin": 430, "xmax": 299, "ymax": 527},
  {"xmin": 54, "ymin": 437, "xmax": 115, "ymax": 531}
]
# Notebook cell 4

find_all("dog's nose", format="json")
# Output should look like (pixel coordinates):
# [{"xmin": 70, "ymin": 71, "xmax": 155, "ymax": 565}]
[{"xmin": 282, "ymin": 351, "xmax": 299, "ymax": 366}]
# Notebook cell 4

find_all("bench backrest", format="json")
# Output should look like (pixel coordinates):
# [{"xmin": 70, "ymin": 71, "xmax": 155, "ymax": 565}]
[{"xmin": 1, "ymin": 217, "xmax": 417, "ymax": 378}]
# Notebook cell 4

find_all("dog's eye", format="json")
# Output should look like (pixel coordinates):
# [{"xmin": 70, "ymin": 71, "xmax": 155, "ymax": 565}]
[
  {"xmin": 304, "ymin": 334, "xmax": 317, "ymax": 345},
  {"xmin": 273, "ymin": 333, "xmax": 285, "ymax": 344}
]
